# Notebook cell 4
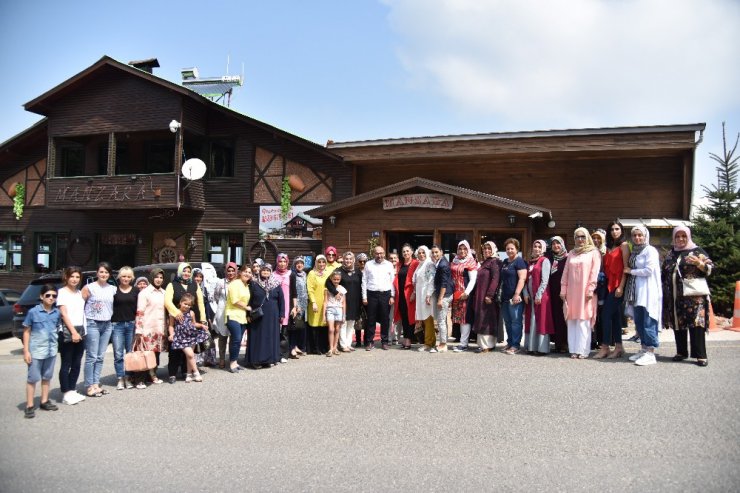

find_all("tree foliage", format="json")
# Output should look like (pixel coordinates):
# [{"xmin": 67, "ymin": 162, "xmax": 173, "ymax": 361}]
[{"xmin": 691, "ymin": 122, "xmax": 740, "ymax": 317}]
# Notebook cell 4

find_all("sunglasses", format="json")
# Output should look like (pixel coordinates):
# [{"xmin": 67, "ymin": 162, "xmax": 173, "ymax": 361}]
[{"xmin": 44, "ymin": 294, "xmax": 58, "ymax": 299}]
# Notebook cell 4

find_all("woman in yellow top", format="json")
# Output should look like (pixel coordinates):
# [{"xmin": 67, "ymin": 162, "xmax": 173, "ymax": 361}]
[
  {"xmin": 306, "ymin": 255, "xmax": 331, "ymax": 354},
  {"xmin": 225, "ymin": 266, "xmax": 252, "ymax": 373}
]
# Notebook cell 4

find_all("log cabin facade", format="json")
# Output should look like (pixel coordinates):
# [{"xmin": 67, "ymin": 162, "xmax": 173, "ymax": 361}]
[{"xmin": 0, "ymin": 55, "xmax": 705, "ymax": 289}]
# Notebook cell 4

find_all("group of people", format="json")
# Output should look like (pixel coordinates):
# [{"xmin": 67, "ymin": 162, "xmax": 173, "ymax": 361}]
[{"xmin": 21, "ymin": 223, "xmax": 712, "ymax": 418}]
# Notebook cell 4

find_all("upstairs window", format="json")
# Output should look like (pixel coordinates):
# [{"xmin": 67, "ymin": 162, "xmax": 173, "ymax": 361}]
[{"xmin": 35, "ymin": 233, "xmax": 69, "ymax": 273}]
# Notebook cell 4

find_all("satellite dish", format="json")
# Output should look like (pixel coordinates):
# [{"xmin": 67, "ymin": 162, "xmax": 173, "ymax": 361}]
[{"xmin": 181, "ymin": 158, "xmax": 206, "ymax": 180}]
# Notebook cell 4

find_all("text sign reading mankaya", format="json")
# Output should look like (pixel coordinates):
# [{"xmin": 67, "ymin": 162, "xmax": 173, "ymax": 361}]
[
  {"xmin": 382, "ymin": 193, "xmax": 453, "ymax": 210},
  {"xmin": 53, "ymin": 184, "xmax": 148, "ymax": 203}
]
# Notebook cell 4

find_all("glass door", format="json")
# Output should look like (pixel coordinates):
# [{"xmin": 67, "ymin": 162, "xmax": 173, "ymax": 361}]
[{"xmin": 440, "ymin": 232, "xmax": 473, "ymax": 262}]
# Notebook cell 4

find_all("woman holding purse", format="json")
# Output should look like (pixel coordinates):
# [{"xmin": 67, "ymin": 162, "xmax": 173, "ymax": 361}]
[{"xmin": 57, "ymin": 266, "xmax": 87, "ymax": 405}]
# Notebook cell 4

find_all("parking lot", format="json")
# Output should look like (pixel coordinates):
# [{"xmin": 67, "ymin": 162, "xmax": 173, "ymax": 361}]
[{"xmin": 0, "ymin": 331, "xmax": 739, "ymax": 492}]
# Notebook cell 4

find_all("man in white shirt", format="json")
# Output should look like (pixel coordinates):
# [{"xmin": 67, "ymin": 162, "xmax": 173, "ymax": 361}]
[{"xmin": 361, "ymin": 246, "xmax": 395, "ymax": 350}]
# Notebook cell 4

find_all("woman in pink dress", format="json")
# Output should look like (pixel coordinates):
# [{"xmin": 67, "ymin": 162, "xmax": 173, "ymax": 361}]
[
  {"xmin": 560, "ymin": 228, "xmax": 601, "ymax": 359},
  {"xmin": 524, "ymin": 240, "xmax": 554, "ymax": 355},
  {"xmin": 134, "ymin": 268, "xmax": 167, "ymax": 387}
]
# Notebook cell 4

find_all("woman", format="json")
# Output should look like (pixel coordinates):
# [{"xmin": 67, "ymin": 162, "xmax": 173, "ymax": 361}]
[
  {"xmin": 225, "ymin": 265, "xmax": 252, "ymax": 372},
  {"xmin": 394, "ymin": 244, "xmax": 418, "ymax": 349},
  {"xmin": 164, "ymin": 263, "xmax": 207, "ymax": 383},
  {"xmin": 354, "ymin": 253, "xmax": 369, "ymax": 348},
  {"xmin": 325, "ymin": 246, "xmax": 341, "ymax": 271},
  {"xmin": 273, "ymin": 253, "xmax": 293, "ymax": 363},
  {"xmin": 524, "ymin": 240, "xmax": 553, "ymax": 355},
  {"xmin": 413, "ymin": 246, "xmax": 436, "ymax": 352},
  {"xmin": 193, "ymin": 262, "xmax": 216, "ymax": 368},
  {"xmin": 561, "ymin": 228, "xmax": 601, "ymax": 359},
  {"xmin": 111, "ymin": 266, "xmax": 138, "ymax": 390},
  {"xmin": 548, "ymin": 236, "xmax": 569, "ymax": 353},
  {"xmin": 662, "ymin": 226, "xmax": 712, "ymax": 366},
  {"xmin": 597, "ymin": 221, "xmax": 629, "ymax": 359},
  {"xmin": 57, "ymin": 266, "xmax": 87, "ymax": 405},
  {"xmin": 213, "ymin": 262, "xmax": 237, "ymax": 369},
  {"xmin": 325, "ymin": 251, "xmax": 363, "ymax": 352},
  {"xmin": 82, "ymin": 262, "xmax": 116, "ymax": 397},
  {"xmin": 451, "ymin": 240, "xmax": 478, "ymax": 352},
  {"xmin": 248, "ymin": 264, "xmax": 284, "ymax": 368},
  {"xmin": 471, "ymin": 241, "xmax": 501, "ymax": 352},
  {"xmin": 134, "ymin": 268, "xmax": 167, "ymax": 388},
  {"xmin": 624, "ymin": 225, "xmax": 662, "ymax": 366},
  {"xmin": 591, "ymin": 229, "xmax": 608, "ymax": 350},
  {"xmin": 289, "ymin": 256, "xmax": 308, "ymax": 357},
  {"xmin": 500, "ymin": 238, "xmax": 528, "ymax": 355},
  {"xmin": 306, "ymin": 254, "xmax": 331, "ymax": 354}
]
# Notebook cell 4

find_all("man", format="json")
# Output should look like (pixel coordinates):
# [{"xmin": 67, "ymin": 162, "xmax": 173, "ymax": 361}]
[
  {"xmin": 431, "ymin": 245, "xmax": 453, "ymax": 352},
  {"xmin": 361, "ymin": 246, "xmax": 395, "ymax": 350}
]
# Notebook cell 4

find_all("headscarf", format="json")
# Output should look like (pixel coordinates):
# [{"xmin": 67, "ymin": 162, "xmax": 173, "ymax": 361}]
[
  {"xmin": 255, "ymin": 263, "xmax": 281, "ymax": 292},
  {"xmin": 341, "ymin": 251, "xmax": 355, "ymax": 272},
  {"xmin": 356, "ymin": 253, "xmax": 368, "ymax": 262},
  {"xmin": 452, "ymin": 240, "xmax": 476, "ymax": 268},
  {"xmin": 192, "ymin": 267, "xmax": 203, "ymax": 284},
  {"xmin": 200, "ymin": 263, "xmax": 220, "ymax": 307},
  {"xmin": 149, "ymin": 267, "xmax": 165, "ymax": 288},
  {"xmin": 314, "ymin": 254, "xmax": 327, "ymax": 275},
  {"xmin": 134, "ymin": 276, "xmax": 149, "ymax": 288},
  {"xmin": 276, "ymin": 253, "xmax": 290, "ymax": 274},
  {"xmin": 571, "ymin": 227, "xmax": 596, "ymax": 255},
  {"xmin": 483, "ymin": 241, "xmax": 498, "ymax": 259},
  {"xmin": 591, "ymin": 230, "xmax": 607, "ymax": 255},
  {"xmin": 226, "ymin": 261, "xmax": 238, "ymax": 271},
  {"xmin": 253, "ymin": 258, "xmax": 265, "ymax": 268},
  {"xmin": 292, "ymin": 256, "xmax": 308, "ymax": 313},
  {"xmin": 175, "ymin": 262, "xmax": 192, "ymax": 284},
  {"xmin": 624, "ymin": 225, "xmax": 650, "ymax": 305},
  {"xmin": 549, "ymin": 236, "xmax": 567, "ymax": 274},
  {"xmin": 412, "ymin": 245, "xmax": 432, "ymax": 284},
  {"xmin": 273, "ymin": 254, "xmax": 291, "ymax": 320},
  {"xmin": 531, "ymin": 239, "xmax": 547, "ymax": 260},
  {"xmin": 672, "ymin": 225, "xmax": 698, "ymax": 252},
  {"xmin": 325, "ymin": 246, "xmax": 338, "ymax": 256},
  {"xmin": 293, "ymin": 256, "xmax": 306, "ymax": 277}
]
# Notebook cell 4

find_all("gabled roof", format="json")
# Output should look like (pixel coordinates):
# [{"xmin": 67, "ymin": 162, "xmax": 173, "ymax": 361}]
[
  {"xmin": 23, "ymin": 55, "xmax": 342, "ymax": 162},
  {"xmin": 306, "ymin": 177, "xmax": 550, "ymax": 217},
  {"xmin": 285, "ymin": 213, "xmax": 322, "ymax": 226}
]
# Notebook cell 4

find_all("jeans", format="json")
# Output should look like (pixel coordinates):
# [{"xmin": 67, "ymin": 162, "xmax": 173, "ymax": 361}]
[
  {"xmin": 432, "ymin": 295, "xmax": 452, "ymax": 344},
  {"xmin": 59, "ymin": 339, "xmax": 85, "ymax": 393},
  {"xmin": 226, "ymin": 319, "xmax": 245, "ymax": 363},
  {"xmin": 633, "ymin": 306, "xmax": 659, "ymax": 349},
  {"xmin": 111, "ymin": 320, "xmax": 135, "ymax": 378},
  {"xmin": 502, "ymin": 301, "xmax": 524, "ymax": 349},
  {"xmin": 84, "ymin": 319, "xmax": 113, "ymax": 387},
  {"xmin": 601, "ymin": 291, "xmax": 624, "ymax": 346}
]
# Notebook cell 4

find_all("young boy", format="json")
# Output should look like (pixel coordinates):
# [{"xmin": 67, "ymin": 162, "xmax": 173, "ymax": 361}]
[{"xmin": 22, "ymin": 284, "xmax": 61, "ymax": 418}]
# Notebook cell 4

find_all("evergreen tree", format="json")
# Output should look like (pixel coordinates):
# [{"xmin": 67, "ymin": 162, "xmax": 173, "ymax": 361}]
[{"xmin": 691, "ymin": 122, "xmax": 740, "ymax": 317}]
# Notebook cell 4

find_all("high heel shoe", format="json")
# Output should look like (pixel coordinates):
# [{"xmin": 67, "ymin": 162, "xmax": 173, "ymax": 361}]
[
  {"xmin": 593, "ymin": 346, "xmax": 610, "ymax": 359},
  {"xmin": 607, "ymin": 348, "xmax": 624, "ymax": 359}
]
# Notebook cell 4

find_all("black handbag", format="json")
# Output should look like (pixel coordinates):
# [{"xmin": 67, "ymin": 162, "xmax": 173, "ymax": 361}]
[
  {"xmin": 250, "ymin": 306, "xmax": 264, "ymax": 321},
  {"xmin": 193, "ymin": 331, "xmax": 214, "ymax": 354}
]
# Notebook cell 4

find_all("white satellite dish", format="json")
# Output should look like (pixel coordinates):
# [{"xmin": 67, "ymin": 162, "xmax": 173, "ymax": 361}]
[{"xmin": 181, "ymin": 158, "xmax": 206, "ymax": 180}]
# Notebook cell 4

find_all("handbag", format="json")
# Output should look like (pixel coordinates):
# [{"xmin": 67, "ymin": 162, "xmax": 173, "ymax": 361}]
[
  {"xmin": 291, "ymin": 314, "xmax": 306, "ymax": 330},
  {"xmin": 124, "ymin": 349, "xmax": 156, "ymax": 372},
  {"xmin": 250, "ymin": 306, "xmax": 264, "ymax": 321},
  {"xmin": 193, "ymin": 332, "xmax": 214, "ymax": 354},
  {"xmin": 677, "ymin": 259, "xmax": 710, "ymax": 297},
  {"xmin": 60, "ymin": 324, "xmax": 86, "ymax": 343}
]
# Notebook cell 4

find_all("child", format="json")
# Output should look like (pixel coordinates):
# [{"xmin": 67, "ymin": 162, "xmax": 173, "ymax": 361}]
[
  {"xmin": 167, "ymin": 293, "xmax": 209, "ymax": 382},
  {"xmin": 323, "ymin": 271, "xmax": 346, "ymax": 357},
  {"xmin": 22, "ymin": 284, "xmax": 61, "ymax": 418}
]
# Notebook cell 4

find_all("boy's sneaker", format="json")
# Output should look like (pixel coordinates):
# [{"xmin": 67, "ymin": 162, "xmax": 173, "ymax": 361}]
[
  {"xmin": 40, "ymin": 401, "xmax": 59, "ymax": 411},
  {"xmin": 24, "ymin": 406, "xmax": 35, "ymax": 419},
  {"xmin": 629, "ymin": 349, "xmax": 646, "ymax": 361},
  {"xmin": 635, "ymin": 352, "xmax": 657, "ymax": 366}
]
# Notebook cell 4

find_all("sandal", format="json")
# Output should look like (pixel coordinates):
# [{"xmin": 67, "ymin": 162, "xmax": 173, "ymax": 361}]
[
  {"xmin": 87, "ymin": 387, "xmax": 104, "ymax": 398},
  {"xmin": 218, "ymin": 361, "xmax": 226, "ymax": 369}
]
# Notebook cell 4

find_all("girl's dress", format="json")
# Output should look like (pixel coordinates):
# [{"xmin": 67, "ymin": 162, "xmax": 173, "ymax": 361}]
[{"xmin": 170, "ymin": 312, "xmax": 208, "ymax": 350}]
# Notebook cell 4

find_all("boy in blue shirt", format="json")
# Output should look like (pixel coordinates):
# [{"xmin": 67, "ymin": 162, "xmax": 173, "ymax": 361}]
[{"xmin": 22, "ymin": 284, "xmax": 61, "ymax": 418}]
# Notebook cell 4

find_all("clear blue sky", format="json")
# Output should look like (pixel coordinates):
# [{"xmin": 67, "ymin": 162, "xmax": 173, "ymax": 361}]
[{"xmin": 2, "ymin": 0, "xmax": 739, "ymax": 209}]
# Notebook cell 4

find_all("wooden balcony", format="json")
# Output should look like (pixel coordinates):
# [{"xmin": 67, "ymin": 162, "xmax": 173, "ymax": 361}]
[{"xmin": 45, "ymin": 174, "xmax": 205, "ymax": 210}]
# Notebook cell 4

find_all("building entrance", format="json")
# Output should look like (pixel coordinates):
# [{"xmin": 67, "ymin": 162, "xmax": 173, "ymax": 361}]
[{"xmin": 385, "ymin": 231, "xmax": 434, "ymax": 255}]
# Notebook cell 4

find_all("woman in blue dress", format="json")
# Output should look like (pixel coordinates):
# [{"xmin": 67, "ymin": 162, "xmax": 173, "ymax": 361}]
[{"xmin": 247, "ymin": 263, "xmax": 284, "ymax": 368}]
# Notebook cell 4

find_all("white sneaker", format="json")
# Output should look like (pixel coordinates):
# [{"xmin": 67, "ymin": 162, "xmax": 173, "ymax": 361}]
[
  {"xmin": 193, "ymin": 372, "xmax": 203, "ymax": 382},
  {"xmin": 417, "ymin": 346, "xmax": 428, "ymax": 352},
  {"xmin": 629, "ymin": 349, "xmax": 646, "ymax": 361},
  {"xmin": 280, "ymin": 357, "xmax": 288, "ymax": 364},
  {"xmin": 72, "ymin": 391, "xmax": 86, "ymax": 403},
  {"xmin": 185, "ymin": 373, "xmax": 193, "ymax": 383},
  {"xmin": 635, "ymin": 352, "xmax": 657, "ymax": 366},
  {"xmin": 62, "ymin": 391, "xmax": 79, "ymax": 405}
]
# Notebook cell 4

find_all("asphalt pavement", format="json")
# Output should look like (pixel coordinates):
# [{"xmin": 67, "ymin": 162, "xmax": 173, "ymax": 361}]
[{"xmin": 0, "ymin": 330, "xmax": 739, "ymax": 493}]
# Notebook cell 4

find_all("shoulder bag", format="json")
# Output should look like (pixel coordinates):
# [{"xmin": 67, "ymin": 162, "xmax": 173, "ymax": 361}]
[{"xmin": 677, "ymin": 258, "xmax": 710, "ymax": 297}]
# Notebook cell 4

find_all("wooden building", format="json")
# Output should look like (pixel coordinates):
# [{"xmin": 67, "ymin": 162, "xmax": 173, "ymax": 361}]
[
  {"xmin": 0, "ymin": 56, "xmax": 350, "ymax": 290},
  {"xmin": 310, "ymin": 125, "xmax": 704, "ymax": 258}
]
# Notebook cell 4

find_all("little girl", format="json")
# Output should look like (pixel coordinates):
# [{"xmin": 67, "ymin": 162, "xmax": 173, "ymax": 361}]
[
  {"xmin": 323, "ymin": 271, "xmax": 346, "ymax": 357},
  {"xmin": 168, "ymin": 293, "xmax": 209, "ymax": 382},
  {"xmin": 22, "ymin": 284, "xmax": 61, "ymax": 418}
]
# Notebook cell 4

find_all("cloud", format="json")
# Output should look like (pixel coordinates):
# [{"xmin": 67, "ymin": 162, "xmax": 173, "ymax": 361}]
[{"xmin": 383, "ymin": 0, "xmax": 740, "ymax": 128}]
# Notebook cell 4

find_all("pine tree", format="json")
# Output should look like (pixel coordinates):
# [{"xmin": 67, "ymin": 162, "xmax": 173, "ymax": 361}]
[{"xmin": 691, "ymin": 122, "xmax": 740, "ymax": 317}]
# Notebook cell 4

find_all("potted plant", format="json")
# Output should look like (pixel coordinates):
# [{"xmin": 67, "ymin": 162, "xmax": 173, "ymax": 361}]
[
  {"xmin": 280, "ymin": 177, "xmax": 291, "ymax": 220},
  {"xmin": 13, "ymin": 183, "xmax": 25, "ymax": 220}
]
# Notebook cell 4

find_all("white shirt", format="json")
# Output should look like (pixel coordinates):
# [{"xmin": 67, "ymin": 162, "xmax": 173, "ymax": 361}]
[
  {"xmin": 361, "ymin": 260, "xmax": 396, "ymax": 300},
  {"xmin": 57, "ymin": 287, "xmax": 85, "ymax": 326}
]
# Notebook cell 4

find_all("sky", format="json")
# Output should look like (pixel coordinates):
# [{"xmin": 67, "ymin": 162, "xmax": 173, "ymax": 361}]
[{"xmin": 1, "ymin": 0, "xmax": 739, "ymax": 210}]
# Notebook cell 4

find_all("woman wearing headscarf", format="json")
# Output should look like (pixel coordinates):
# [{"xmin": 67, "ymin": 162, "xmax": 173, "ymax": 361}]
[
  {"xmin": 289, "ymin": 256, "xmax": 308, "ymax": 357},
  {"xmin": 325, "ymin": 251, "xmax": 363, "ymax": 352},
  {"xmin": 598, "ymin": 222, "xmax": 629, "ymax": 359},
  {"xmin": 591, "ymin": 229, "xmax": 608, "ymax": 350},
  {"xmin": 470, "ymin": 241, "xmax": 501, "ymax": 352},
  {"xmin": 273, "ymin": 253, "xmax": 293, "ymax": 362},
  {"xmin": 354, "ymin": 253, "xmax": 369, "ymax": 348},
  {"xmin": 306, "ymin": 254, "xmax": 331, "ymax": 354},
  {"xmin": 192, "ymin": 266, "xmax": 217, "ymax": 370},
  {"xmin": 524, "ymin": 240, "xmax": 554, "ymax": 355},
  {"xmin": 134, "ymin": 268, "xmax": 167, "ymax": 388},
  {"xmin": 547, "ymin": 236, "xmax": 569, "ymax": 353},
  {"xmin": 393, "ymin": 244, "xmax": 419, "ymax": 349},
  {"xmin": 412, "ymin": 246, "xmax": 437, "ymax": 352},
  {"xmin": 624, "ymin": 225, "xmax": 662, "ymax": 366},
  {"xmin": 248, "ymin": 263, "xmax": 284, "ymax": 368},
  {"xmin": 325, "ymin": 246, "xmax": 341, "ymax": 271},
  {"xmin": 164, "ymin": 262, "xmax": 207, "ymax": 383},
  {"xmin": 451, "ymin": 240, "xmax": 479, "ymax": 352},
  {"xmin": 662, "ymin": 226, "xmax": 712, "ymax": 366},
  {"xmin": 213, "ymin": 262, "xmax": 237, "ymax": 369},
  {"xmin": 561, "ymin": 228, "xmax": 601, "ymax": 359}
]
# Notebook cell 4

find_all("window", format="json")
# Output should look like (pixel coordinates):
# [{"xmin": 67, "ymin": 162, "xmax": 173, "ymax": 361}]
[
  {"xmin": 35, "ymin": 233, "xmax": 69, "ymax": 273},
  {"xmin": 0, "ymin": 233, "xmax": 24, "ymax": 271},
  {"xmin": 145, "ymin": 142, "xmax": 174, "ymax": 173},
  {"xmin": 206, "ymin": 233, "xmax": 243, "ymax": 264},
  {"xmin": 209, "ymin": 140, "xmax": 234, "ymax": 177},
  {"xmin": 59, "ymin": 144, "xmax": 86, "ymax": 177},
  {"xmin": 98, "ymin": 233, "xmax": 137, "ymax": 269}
]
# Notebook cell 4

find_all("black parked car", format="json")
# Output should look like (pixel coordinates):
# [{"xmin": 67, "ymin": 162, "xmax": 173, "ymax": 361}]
[{"xmin": 0, "ymin": 288, "xmax": 23, "ymax": 335}]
